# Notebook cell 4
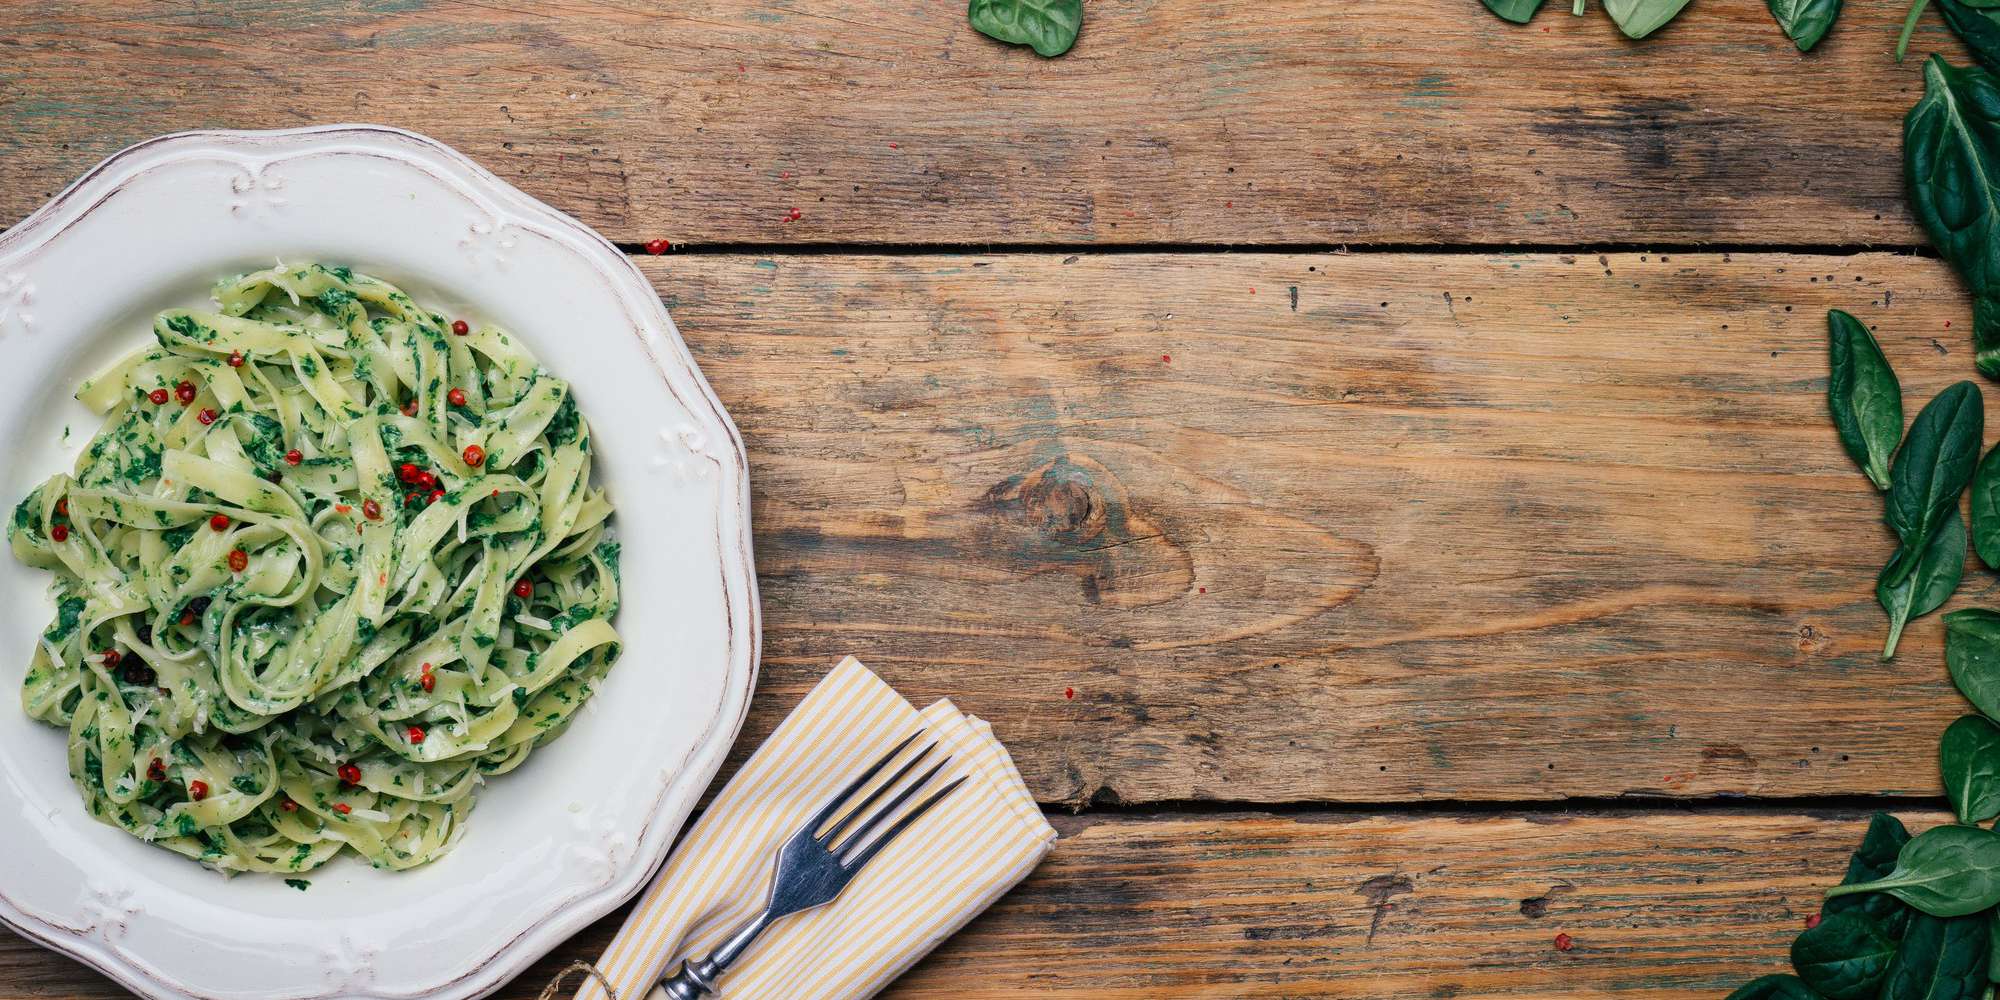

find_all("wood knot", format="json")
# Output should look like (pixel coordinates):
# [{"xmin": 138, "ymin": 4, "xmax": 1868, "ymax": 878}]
[{"xmin": 1019, "ymin": 464, "xmax": 1106, "ymax": 543}]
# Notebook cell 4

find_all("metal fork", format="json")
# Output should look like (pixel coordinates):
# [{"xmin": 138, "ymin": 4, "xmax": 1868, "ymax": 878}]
[{"xmin": 656, "ymin": 732, "xmax": 967, "ymax": 999}]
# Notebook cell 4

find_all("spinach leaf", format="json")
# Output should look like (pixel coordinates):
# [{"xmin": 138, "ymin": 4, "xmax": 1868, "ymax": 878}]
[
  {"xmin": 1973, "ymin": 444, "xmax": 2000, "ymax": 567},
  {"xmin": 1881, "ymin": 508, "xmax": 1967, "ymax": 660},
  {"xmin": 1724, "ymin": 974, "xmax": 1821, "ymax": 999},
  {"xmin": 1827, "ymin": 825, "xmax": 2000, "ymax": 916},
  {"xmin": 1949, "ymin": 609, "xmax": 2000, "ymax": 720},
  {"xmin": 1601, "ymin": 0, "xmax": 1693, "ymax": 37},
  {"xmin": 968, "ymin": 0, "xmax": 1082, "ymax": 57},
  {"xmin": 1938, "ymin": 0, "xmax": 2000, "ymax": 77},
  {"xmin": 1880, "ymin": 910, "xmax": 1991, "ymax": 999},
  {"xmin": 1828, "ymin": 309, "xmax": 1903, "ymax": 491},
  {"xmin": 1483, "ymin": 0, "xmax": 1548, "ymax": 21},
  {"xmin": 1902, "ymin": 0, "xmax": 1938, "ymax": 62},
  {"xmin": 1908, "ymin": 57, "xmax": 2000, "ymax": 377},
  {"xmin": 1792, "ymin": 912, "xmax": 1899, "ymax": 999},
  {"xmin": 1768, "ymin": 0, "xmax": 1843, "ymax": 50},
  {"xmin": 1825, "ymin": 813, "xmax": 1915, "ymax": 934},
  {"xmin": 1886, "ymin": 381, "xmax": 1983, "ymax": 561},
  {"xmin": 1944, "ymin": 714, "xmax": 2000, "ymax": 823}
]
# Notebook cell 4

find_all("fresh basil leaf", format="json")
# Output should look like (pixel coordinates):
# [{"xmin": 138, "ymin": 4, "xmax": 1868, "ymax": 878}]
[
  {"xmin": 1828, "ymin": 310, "xmax": 1903, "ymax": 491},
  {"xmin": 1938, "ymin": 0, "xmax": 2000, "ymax": 76},
  {"xmin": 1792, "ymin": 912, "xmax": 1899, "ymax": 999},
  {"xmin": 968, "ymin": 0, "xmax": 1082, "ymax": 57},
  {"xmin": 1769, "ymin": 0, "xmax": 1843, "ymax": 50},
  {"xmin": 1601, "ymin": 0, "xmax": 1693, "ymax": 37},
  {"xmin": 1950, "ymin": 610, "xmax": 2000, "ymax": 720},
  {"xmin": 1827, "ymin": 825, "xmax": 2000, "ymax": 917},
  {"xmin": 1483, "ymin": 0, "xmax": 1548, "ymax": 20},
  {"xmin": 1908, "ymin": 57, "xmax": 2000, "ymax": 376},
  {"xmin": 1825, "ymin": 814, "xmax": 1915, "ymax": 934},
  {"xmin": 1944, "ymin": 715, "xmax": 2000, "ymax": 823},
  {"xmin": 1724, "ymin": 974, "xmax": 1821, "ymax": 999},
  {"xmin": 1879, "ymin": 910, "xmax": 1991, "ymax": 999},
  {"xmin": 1886, "ymin": 381, "xmax": 1983, "ymax": 560},
  {"xmin": 1881, "ymin": 509, "xmax": 1968, "ymax": 660}
]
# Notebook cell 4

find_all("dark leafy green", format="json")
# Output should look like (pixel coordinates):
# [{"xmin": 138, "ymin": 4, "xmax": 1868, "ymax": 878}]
[
  {"xmin": 1792, "ymin": 912, "xmax": 1899, "ymax": 999},
  {"xmin": 1880, "ymin": 508, "xmax": 1968, "ymax": 660},
  {"xmin": 1879, "ymin": 910, "xmax": 1991, "ymax": 1000},
  {"xmin": 1949, "ymin": 609, "xmax": 2000, "ymax": 720},
  {"xmin": 1601, "ymin": 0, "xmax": 1693, "ymax": 37},
  {"xmin": 1908, "ymin": 57, "xmax": 2000, "ymax": 377},
  {"xmin": 1824, "ymin": 813, "xmax": 1915, "ymax": 934},
  {"xmin": 1972, "ymin": 444, "xmax": 2000, "ymax": 567},
  {"xmin": 1943, "ymin": 714, "xmax": 2000, "ymax": 823},
  {"xmin": 1768, "ymin": 0, "xmax": 1843, "ymax": 50},
  {"xmin": 1938, "ymin": 0, "xmax": 2000, "ymax": 77},
  {"xmin": 1724, "ymin": 974, "xmax": 1821, "ymax": 999},
  {"xmin": 1828, "ymin": 309, "xmax": 1903, "ymax": 491},
  {"xmin": 1483, "ymin": 0, "xmax": 1547, "ymax": 21},
  {"xmin": 1826, "ymin": 825, "xmax": 2000, "ymax": 917},
  {"xmin": 1886, "ymin": 381, "xmax": 1984, "ymax": 560},
  {"xmin": 968, "ymin": 0, "xmax": 1082, "ymax": 57}
]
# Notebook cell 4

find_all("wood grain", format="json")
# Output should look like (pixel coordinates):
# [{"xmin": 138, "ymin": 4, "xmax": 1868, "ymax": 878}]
[
  {"xmin": 651, "ymin": 250, "xmax": 1989, "ymax": 806},
  {"xmin": 0, "ymin": 809, "xmax": 1941, "ymax": 998},
  {"xmin": 0, "ymin": 0, "xmax": 1967, "ymax": 246}
]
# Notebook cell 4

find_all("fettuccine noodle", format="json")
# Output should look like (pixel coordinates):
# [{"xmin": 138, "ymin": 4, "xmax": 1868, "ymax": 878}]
[{"xmin": 7, "ymin": 263, "xmax": 620, "ymax": 873}]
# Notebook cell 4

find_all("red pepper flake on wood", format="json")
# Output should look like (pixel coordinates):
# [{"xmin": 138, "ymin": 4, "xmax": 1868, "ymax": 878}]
[
  {"xmin": 643, "ymin": 238, "xmax": 672, "ymax": 255},
  {"xmin": 1064, "ymin": 687, "xmax": 1075, "ymax": 699},
  {"xmin": 1554, "ymin": 933, "xmax": 1574, "ymax": 952},
  {"xmin": 1161, "ymin": 354, "xmax": 1171, "ymax": 363}
]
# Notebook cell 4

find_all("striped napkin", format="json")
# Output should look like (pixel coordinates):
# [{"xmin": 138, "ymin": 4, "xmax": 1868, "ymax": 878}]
[{"xmin": 575, "ymin": 656, "xmax": 1057, "ymax": 1000}]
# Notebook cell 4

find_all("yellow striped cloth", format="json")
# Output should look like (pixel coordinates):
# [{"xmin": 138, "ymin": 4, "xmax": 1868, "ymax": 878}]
[{"xmin": 576, "ymin": 656, "xmax": 1057, "ymax": 1000}]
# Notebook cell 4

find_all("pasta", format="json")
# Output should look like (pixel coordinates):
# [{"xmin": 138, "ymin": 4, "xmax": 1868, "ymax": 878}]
[{"xmin": 6, "ymin": 263, "xmax": 620, "ymax": 873}]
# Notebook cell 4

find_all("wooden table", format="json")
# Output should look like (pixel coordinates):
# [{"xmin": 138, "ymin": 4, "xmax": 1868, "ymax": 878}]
[{"xmin": 0, "ymin": 1, "xmax": 1981, "ymax": 996}]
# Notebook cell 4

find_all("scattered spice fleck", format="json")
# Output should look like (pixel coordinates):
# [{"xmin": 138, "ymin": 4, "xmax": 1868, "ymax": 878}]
[
  {"xmin": 889, "ymin": 142, "xmax": 899, "ymax": 149},
  {"xmin": 1554, "ymin": 933, "xmax": 1574, "ymax": 952},
  {"xmin": 644, "ymin": 238, "xmax": 672, "ymax": 255},
  {"xmin": 1199, "ymin": 587, "xmax": 1207, "ymax": 594},
  {"xmin": 1161, "ymin": 354, "xmax": 1171, "ymax": 363},
  {"xmin": 1064, "ymin": 687, "xmax": 1075, "ymax": 699}
]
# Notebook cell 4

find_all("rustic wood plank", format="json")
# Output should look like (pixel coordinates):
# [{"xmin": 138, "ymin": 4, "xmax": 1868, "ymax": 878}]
[
  {"xmin": 654, "ymin": 251, "xmax": 1986, "ymax": 805},
  {"xmin": 0, "ymin": 809, "xmax": 1944, "ymax": 997},
  {"xmin": 0, "ymin": 1, "xmax": 1967, "ymax": 246}
]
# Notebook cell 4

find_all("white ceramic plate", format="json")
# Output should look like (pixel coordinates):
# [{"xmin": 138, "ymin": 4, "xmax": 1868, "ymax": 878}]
[{"xmin": 0, "ymin": 126, "xmax": 759, "ymax": 1000}]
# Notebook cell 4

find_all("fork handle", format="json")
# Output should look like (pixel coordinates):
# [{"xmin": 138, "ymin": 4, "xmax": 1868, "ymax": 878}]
[{"xmin": 656, "ymin": 911, "xmax": 776, "ymax": 999}]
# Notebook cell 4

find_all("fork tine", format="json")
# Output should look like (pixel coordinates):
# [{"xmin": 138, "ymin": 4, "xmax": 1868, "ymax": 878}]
[
  {"xmin": 831, "ymin": 754, "xmax": 953, "ymax": 857},
  {"xmin": 819, "ymin": 741, "xmax": 939, "ymax": 845},
  {"xmin": 840, "ymin": 774, "xmax": 968, "ymax": 873},
  {"xmin": 802, "ymin": 730, "xmax": 924, "ymax": 837}
]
